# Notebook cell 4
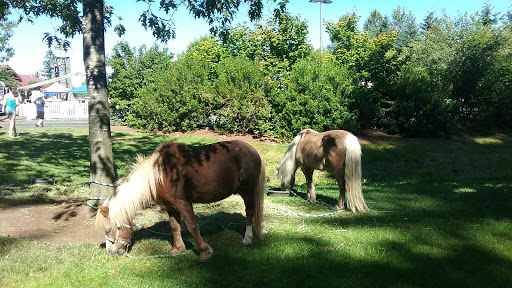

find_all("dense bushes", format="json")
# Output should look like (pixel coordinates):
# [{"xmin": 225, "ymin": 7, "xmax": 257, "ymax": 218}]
[
  {"xmin": 211, "ymin": 57, "xmax": 271, "ymax": 135},
  {"xmin": 107, "ymin": 6, "xmax": 512, "ymax": 139},
  {"xmin": 270, "ymin": 58, "xmax": 358, "ymax": 138},
  {"xmin": 126, "ymin": 53, "xmax": 213, "ymax": 132}
]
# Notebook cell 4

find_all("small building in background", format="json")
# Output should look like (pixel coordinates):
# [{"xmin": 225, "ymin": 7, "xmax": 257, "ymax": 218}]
[{"xmin": 0, "ymin": 64, "xmax": 44, "ymax": 102}]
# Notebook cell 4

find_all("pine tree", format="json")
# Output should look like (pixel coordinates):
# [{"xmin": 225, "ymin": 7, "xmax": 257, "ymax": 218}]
[{"xmin": 40, "ymin": 49, "xmax": 55, "ymax": 80}]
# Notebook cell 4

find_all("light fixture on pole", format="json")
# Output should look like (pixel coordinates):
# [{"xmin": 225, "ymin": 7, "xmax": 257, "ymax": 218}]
[{"xmin": 309, "ymin": 0, "xmax": 333, "ymax": 57}]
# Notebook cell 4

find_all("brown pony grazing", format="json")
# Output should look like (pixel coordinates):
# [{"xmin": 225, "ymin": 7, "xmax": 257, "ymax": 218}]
[
  {"xmin": 95, "ymin": 140, "xmax": 267, "ymax": 260},
  {"xmin": 275, "ymin": 129, "xmax": 368, "ymax": 212}
]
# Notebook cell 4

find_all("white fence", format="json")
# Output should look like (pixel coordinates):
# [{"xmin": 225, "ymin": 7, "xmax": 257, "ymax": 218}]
[{"xmin": 19, "ymin": 101, "xmax": 88, "ymax": 119}]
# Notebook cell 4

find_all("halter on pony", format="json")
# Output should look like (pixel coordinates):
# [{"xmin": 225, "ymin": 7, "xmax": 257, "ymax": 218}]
[
  {"xmin": 105, "ymin": 220, "xmax": 131, "ymax": 251},
  {"xmin": 96, "ymin": 204, "xmax": 133, "ymax": 255}
]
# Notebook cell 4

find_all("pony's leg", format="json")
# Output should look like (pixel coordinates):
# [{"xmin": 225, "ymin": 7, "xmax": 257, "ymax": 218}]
[
  {"xmin": 242, "ymin": 226, "xmax": 253, "ymax": 245},
  {"xmin": 242, "ymin": 198, "xmax": 254, "ymax": 245},
  {"xmin": 333, "ymin": 168, "xmax": 346, "ymax": 211},
  {"xmin": 301, "ymin": 167, "xmax": 316, "ymax": 204},
  {"xmin": 167, "ymin": 209, "xmax": 187, "ymax": 255},
  {"xmin": 178, "ymin": 202, "xmax": 213, "ymax": 260}
]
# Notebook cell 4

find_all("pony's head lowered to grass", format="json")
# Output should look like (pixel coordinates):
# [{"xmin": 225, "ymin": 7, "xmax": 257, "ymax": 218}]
[
  {"xmin": 95, "ymin": 204, "xmax": 132, "ymax": 255},
  {"xmin": 275, "ymin": 130, "xmax": 308, "ymax": 190},
  {"xmin": 95, "ymin": 154, "xmax": 162, "ymax": 255}
]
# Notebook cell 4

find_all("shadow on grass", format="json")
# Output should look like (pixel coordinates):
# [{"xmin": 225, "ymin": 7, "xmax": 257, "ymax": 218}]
[
  {"xmin": 126, "ymin": 134, "xmax": 511, "ymax": 288},
  {"xmin": 129, "ymin": 212, "xmax": 247, "ymax": 257},
  {"xmin": 1, "ymin": 129, "xmax": 511, "ymax": 287},
  {"xmin": 117, "ymin": 176, "xmax": 512, "ymax": 287},
  {"xmin": 128, "ymin": 230, "xmax": 512, "ymax": 288},
  {"xmin": 0, "ymin": 129, "xmax": 218, "ymax": 207}
]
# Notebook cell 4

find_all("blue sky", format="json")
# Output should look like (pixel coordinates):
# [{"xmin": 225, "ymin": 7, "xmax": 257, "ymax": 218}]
[{"xmin": 3, "ymin": 0, "xmax": 510, "ymax": 85}]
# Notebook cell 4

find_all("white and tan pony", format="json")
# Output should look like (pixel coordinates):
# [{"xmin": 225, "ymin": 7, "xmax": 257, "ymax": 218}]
[{"xmin": 275, "ymin": 129, "xmax": 368, "ymax": 212}]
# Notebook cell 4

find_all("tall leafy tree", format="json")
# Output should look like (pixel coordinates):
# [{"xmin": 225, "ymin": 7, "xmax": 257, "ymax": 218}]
[
  {"xmin": 327, "ymin": 13, "xmax": 398, "ymax": 129},
  {"xmin": 449, "ymin": 8, "xmax": 511, "ymax": 131},
  {"xmin": 327, "ymin": 13, "xmax": 397, "ymax": 87},
  {"xmin": 1, "ymin": 0, "xmax": 273, "ymax": 203},
  {"xmin": 392, "ymin": 15, "xmax": 456, "ymax": 136},
  {"xmin": 107, "ymin": 41, "xmax": 174, "ymax": 123},
  {"xmin": 0, "ymin": 17, "xmax": 17, "ymax": 62},
  {"xmin": 224, "ymin": 6, "xmax": 310, "ymax": 79}
]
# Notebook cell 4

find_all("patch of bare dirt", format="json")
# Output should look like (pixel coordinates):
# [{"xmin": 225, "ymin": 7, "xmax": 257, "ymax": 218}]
[
  {"xmin": 357, "ymin": 128, "xmax": 401, "ymax": 145},
  {"xmin": 110, "ymin": 125, "xmax": 401, "ymax": 145},
  {"xmin": 0, "ymin": 202, "xmax": 104, "ymax": 244},
  {"xmin": 111, "ymin": 125, "xmax": 283, "ymax": 144}
]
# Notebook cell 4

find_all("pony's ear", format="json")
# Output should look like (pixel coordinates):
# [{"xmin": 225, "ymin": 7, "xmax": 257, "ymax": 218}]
[{"xmin": 99, "ymin": 206, "xmax": 109, "ymax": 217}]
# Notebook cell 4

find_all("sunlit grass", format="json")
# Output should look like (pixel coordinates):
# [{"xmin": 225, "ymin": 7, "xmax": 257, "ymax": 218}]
[{"xmin": 1, "ymin": 128, "xmax": 511, "ymax": 287}]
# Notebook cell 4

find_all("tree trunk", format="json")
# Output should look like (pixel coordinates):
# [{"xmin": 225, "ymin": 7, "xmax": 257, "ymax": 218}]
[{"xmin": 83, "ymin": 0, "xmax": 115, "ymax": 206}]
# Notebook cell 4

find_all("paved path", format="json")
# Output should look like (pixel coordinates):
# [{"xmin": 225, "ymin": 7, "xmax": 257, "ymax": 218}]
[{"xmin": 9, "ymin": 117, "xmax": 89, "ymax": 128}]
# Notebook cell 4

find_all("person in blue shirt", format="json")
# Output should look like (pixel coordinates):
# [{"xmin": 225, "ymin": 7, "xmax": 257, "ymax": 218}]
[
  {"xmin": 34, "ymin": 93, "xmax": 47, "ymax": 127},
  {"xmin": 2, "ymin": 87, "xmax": 20, "ymax": 138}
]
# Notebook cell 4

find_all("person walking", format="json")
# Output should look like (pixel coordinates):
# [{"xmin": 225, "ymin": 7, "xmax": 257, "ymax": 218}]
[
  {"xmin": 34, "ymin": 92, "xmax": 47, "ymax": 127},
  {"xmin": 2, "ymin": 87, "xmax": 20, "ymax": 138}
]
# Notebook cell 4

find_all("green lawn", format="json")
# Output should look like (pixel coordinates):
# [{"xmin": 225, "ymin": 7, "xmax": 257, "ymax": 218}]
[{"xmin": 1, "ymin": 127, "xmax": 511, "ymax": 287}]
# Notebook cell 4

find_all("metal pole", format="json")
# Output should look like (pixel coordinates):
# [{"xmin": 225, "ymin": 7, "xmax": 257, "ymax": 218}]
[
  {"xmin": 320, "ymin": 2, "xmax": 323, "ymax": 57},
  {"xmin": 310, "ymin": 0, "xmax": 332, "ymax": 56}
]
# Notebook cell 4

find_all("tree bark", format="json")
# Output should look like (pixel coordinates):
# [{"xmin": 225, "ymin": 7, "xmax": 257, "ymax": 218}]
[{"xmin": 83, "ymin": 0, "xmax": 115, "ymax": 205}]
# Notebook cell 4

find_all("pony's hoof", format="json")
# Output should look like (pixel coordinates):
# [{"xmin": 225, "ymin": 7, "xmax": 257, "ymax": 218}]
[
  {"xmin": 334, "ymin": 204, "xmax": 346, "ymax": 211},
  {"xmin": 261, "ymin": 222, "xmax": 269, "ymax": 236},
  {"xmin": 242, "ymin": 237, "xmax": 252, "ymax": 245},
  {"xmin": 199, "ymin": 245, "xmax": 213, "ymax": 261},
  {"xmin": 170, "ymin": 246, "xmax": 187, "ymax": 255},
  {"xmin": 200, "ymin": 251, "xmax": 213, "ymax": 261}
]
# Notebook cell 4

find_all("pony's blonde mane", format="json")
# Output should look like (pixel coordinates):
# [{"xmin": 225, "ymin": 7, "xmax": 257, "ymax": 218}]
[
  {"xmin": 107, "ymin": 152, "xmax": 163, "ymax": 228},
  {"xmin": 276, "ymin": 129, "xmax": 316, "ymax": 186}
]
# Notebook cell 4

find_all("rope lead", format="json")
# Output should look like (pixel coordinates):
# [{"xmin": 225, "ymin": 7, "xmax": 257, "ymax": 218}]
[
  {"xmin": 269, "ymin": 189, "xmax": 342, "ymax": 217},
  {"xmin": 90, "ymin": 180, "xmax": 116, "ymax": 187}
]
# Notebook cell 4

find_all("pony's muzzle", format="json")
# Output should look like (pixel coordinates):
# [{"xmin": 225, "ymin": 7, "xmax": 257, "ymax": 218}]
[
  {"xmin": 106, "ymin": 244, "xmax": 127, "ymax": 256},
  {"xmin": 107, "ymin": 248, "xmax": 126, "ymax": 256}
]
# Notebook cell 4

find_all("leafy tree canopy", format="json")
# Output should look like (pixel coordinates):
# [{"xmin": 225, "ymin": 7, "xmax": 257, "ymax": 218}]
[
  {"xmin": 0, "ymin": 17, "xmax": 18, "ymax": 61},
  {"xmin": 1, "ymin": 0, "xmax": 274, "ymax": 50}
]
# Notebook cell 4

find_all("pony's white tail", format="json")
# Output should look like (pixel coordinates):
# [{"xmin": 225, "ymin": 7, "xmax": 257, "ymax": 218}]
[
  {"xmin": 344, "ymin": 135, "xmax": 368, "ymax": 212},
  {"xmin": 253, "ymin": 154, "xmax": 267, "ymax": 238}
]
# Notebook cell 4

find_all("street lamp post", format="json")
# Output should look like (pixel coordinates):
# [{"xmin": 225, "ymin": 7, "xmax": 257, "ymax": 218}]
[{"xmin": 309, "ymin": 0, "xmax": 333, "ymax": 57}]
